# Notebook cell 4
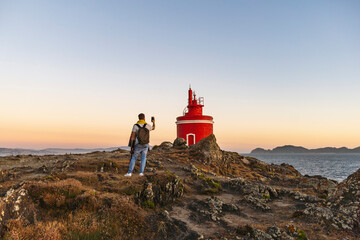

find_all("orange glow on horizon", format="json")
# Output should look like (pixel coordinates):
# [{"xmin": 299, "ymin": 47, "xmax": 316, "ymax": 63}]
[{"xmin": 1, "ymin": 108, "xmax": 359, "ymax": 152}]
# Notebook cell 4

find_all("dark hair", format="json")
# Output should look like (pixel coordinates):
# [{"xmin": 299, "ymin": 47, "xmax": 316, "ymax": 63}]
[{"xmin": 138, "ymin": 113, "xmax": 145, "ymax": 120}]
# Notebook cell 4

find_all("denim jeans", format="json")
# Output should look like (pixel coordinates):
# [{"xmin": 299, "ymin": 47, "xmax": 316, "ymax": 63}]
[{"xmin": 127, "ymin": 144, "xmax": 149, "ymax": 174}]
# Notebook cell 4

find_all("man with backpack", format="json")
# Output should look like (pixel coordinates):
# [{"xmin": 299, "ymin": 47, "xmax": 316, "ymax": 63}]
[{"xmin": 124, "ymin": 113, "xmax": 155, "ymax": 177}]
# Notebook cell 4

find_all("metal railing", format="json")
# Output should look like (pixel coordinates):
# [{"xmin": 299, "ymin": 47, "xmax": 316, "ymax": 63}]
[
  {"xmin": 183, "ymin": 107, "xmax": 188, "ymax": 115},
  {"xmin": 198, "ymin": 97, "xmax": 204, "ymax": 105}
]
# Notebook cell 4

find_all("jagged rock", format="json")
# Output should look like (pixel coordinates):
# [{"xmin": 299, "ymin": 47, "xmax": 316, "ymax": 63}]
[
  {"xmin": 0, "ymin": 186, "xmax": 39, "ymax": 235},
  {"xmin": 152, "ymin": 141, "xmax": 173, "ymax": 152},
  {"xmin": 242, "ymin": 195, "xmax": 271, "ymax": 211},
  {"xmin": 206, "ymin": 196, "xmax": 223, "ymax": 214},
  {"xmin": 266, "ymin": 226, "xmax": 282, "ymax": 239},
  {"xmin": 221, "ymin": 178, "xmax": 246, "ymax": 192},
  {"xmin": 173, "ymin": 138, "xmax": 188, "ymax": 149},
  {"xmin": 189, "ymin": 196, "xmax": 225, "ymax": 222},
  {"xmin": 303, "ymin": 204, "xmax": 334, "ymax": 220},
  {"xmin": 153, "ymin": 215, "xmax": 201, "ymax": 240},
  {"xmin": 301, "ymin": 175, "xmax": 338, "ymax": 195},
  {"xmin": 314, "ymin": 168, "xmax": 360, "ymax": 232},
  {"xmin": 222, "ymin": 203, "xmax": 242, "ymax": 215},
  {"xmin": 137, "ymin": 175, "xmax": 184, "ymax": 207},
  {"xmin": 160, "ymin": 141, "xmax": 173, "ymax": 149},
  {"xmin": 189, "ymin": 134, "xmax": 223, "ymax": 163},
  {"xmin": 245, "ymin": 229, "xmax": 273, "ymax": 240},
  {"xmin": 293, "ymin": 191, "xmax": 321, "ymax": 203},
  {"xmin": 189, "ymin": 164, "xmax": 201, "ymax": 177},
  {"xmin": 222, "ymin": 178, "xmax": 279, "ymax": 203},
  {"xmin": 297, "ymin": 168, "xmax": 360, "ymax": 233},
  {"xmin": 303, "ymin": 201, "xmax": 356, "ymax": 231}
]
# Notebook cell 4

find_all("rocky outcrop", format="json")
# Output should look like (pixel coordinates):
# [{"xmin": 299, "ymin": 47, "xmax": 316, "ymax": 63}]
[
  {"xmin": 299, "ymin": 175, "xmax": 338, "ymax": 195},
  {"xmin": 136, "ymin": 174, "xmax": 184, "ymax": 207},
  {"xmin": 173, "ymin": 138, "xmax": 188, "ymax": 149},
  {"xmin": 0, "ymin": 185, "xmax": 39, "ymax": 234},
  {"xmin": 222, "ymin": 178, "xmax": 279, "ymax": 199},
  {"xmin": 189, "ymin": 134, "xmax": 224, "ymax": 163},
  {"xmin": 152, "ymin": 141, "xmax": 173, "ymax": 151},
  {"xmin": 150, "ymin": 213, "xmax": 200, "ymax": 240},
  {"xmin": 301, "ymin": 169, "xmax": 360, "ymax": 234},
  {"xmin": 329, "ymin": 169, "xmax": 360, "ymax": 232},
  {"xmin": 188, "ymin": 196, "xmax": 242, "ymax": 223},
  {"xmin": 221, "ymin": 178, "xmax": 278, "ymax": 211}
]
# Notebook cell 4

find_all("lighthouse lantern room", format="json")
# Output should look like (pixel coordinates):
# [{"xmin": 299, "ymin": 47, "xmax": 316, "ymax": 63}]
[{"xmin": 176, "ymin": 87, "xmax": 214, "ymax": 145}]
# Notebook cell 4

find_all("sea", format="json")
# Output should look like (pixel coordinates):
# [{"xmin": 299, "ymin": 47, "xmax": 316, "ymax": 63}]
[{"xmin": 244, "ymin": 153, "xmax": 360, "ymax": 182}]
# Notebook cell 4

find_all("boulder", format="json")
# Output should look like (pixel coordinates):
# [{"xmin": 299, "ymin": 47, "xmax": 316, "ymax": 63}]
[
  {"xmin": 160, "ymin": 141, "xmax": 173, "ymax": 149},
  {"xmin": 173, "ymin": 138, "xmax": 188, "ymax": 149},
  {"xmin": 152, "ymin": 141, "xmax": 173, "ymax": 152},
  {"xmin": 189, "ymin": 134, "xmax": 223, "ymax": 163},
  {"xmin": 136, "ymin": 174, "xmax": 184, "ymax": 207},
  {"xmin": 0, "ymin": 185, "xmax": 39, "ymax": 235}
]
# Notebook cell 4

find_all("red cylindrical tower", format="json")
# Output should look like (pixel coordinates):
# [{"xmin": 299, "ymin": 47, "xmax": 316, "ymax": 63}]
[{"xmin": 176, "ymin": 87, "xmax": 214, "ymax": 145}]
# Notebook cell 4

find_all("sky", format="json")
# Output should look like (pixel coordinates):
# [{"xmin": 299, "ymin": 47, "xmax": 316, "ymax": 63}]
[{"xmin": 1, "ymin": 0, "xmax": 359, "ymax": 153}]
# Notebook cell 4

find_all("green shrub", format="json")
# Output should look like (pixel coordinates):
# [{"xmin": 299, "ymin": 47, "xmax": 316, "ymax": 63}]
[
  {"xmin": 208, "ymin": 180, "xmax": 221, "ymax": 189},
  {"xmin": 143, "ymin": 200, "xmax": 155, "ymax": 209},
  {"xmin": 297, "ymin": 230, "xmax": 308, "ymax": 240},
  {"xmin": 262, "ymin": 194, "xmax": 270, "ymax": 200},
  {"xmin": 203, "ymin": 188, "xmax": 221, "ymax": 195}
]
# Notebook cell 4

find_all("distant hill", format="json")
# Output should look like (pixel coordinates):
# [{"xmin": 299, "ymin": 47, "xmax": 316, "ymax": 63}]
[
  {"xmin": 272, "ymin": 145, "xmax": 309, "ymax": 153},
  {"xmin": 0, "ymin": 147, "xmax": 125, "ymax": 156},
  {"xmin": 251, "ymin": 145, "xmax": 360, "ymax": 154}
]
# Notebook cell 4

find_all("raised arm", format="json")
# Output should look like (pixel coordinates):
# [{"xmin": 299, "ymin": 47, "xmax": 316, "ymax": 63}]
[{"xmin": 151, "ymin": 118, "xmax": 156, "ymax": 130}]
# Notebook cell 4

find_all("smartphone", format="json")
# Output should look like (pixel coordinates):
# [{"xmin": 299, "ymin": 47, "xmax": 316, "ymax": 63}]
[{"xmin": 151, "ymin": 116, "xmax": 155, "ymax": 121}]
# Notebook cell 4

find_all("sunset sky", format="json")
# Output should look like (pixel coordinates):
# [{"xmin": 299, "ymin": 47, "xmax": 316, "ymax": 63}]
[{"xmin": 1, "ymin": 1, "xmax": 359, "ymax": 152}]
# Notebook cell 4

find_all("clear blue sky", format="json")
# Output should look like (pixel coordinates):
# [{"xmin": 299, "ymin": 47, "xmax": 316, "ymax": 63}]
[{"xmin": 1, "ymin": 1, "xmax": 359, "ymax": 152}]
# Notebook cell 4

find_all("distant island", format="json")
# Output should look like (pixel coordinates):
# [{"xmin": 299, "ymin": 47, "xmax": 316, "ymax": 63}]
[{"xmin": 251, "ymin": 145, "xmax": 360, "ymax": 154}]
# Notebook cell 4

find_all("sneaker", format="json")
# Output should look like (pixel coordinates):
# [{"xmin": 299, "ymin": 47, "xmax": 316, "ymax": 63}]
[
  {"xmin": 124, "ymin": 173, "xmax": 132, "ymax": 177},
  {"xmin": 139, "ymin": 173, "xmax": 144, "ymax": 176}
]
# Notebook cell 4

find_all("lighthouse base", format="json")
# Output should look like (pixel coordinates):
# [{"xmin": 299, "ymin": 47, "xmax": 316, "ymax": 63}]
[{"xmin": 176, "ymin": 121, "xmax": 213, "ymax": 146}]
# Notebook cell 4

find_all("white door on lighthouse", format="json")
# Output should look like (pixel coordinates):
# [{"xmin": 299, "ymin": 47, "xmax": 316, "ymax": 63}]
[{"xmin": 186, "ymin": 133, "xmax": 195, "ymax": 145}]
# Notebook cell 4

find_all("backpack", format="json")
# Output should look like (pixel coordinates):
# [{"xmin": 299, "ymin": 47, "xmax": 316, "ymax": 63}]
[{"xmin": 136, "ymin": 124, "xmax": 150, "ymax": 144}]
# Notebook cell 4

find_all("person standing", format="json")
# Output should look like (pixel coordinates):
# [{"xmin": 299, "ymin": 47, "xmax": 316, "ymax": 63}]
[{"xmin": 124, "ymin": 113, "xmax": 155, "ymax": 177}]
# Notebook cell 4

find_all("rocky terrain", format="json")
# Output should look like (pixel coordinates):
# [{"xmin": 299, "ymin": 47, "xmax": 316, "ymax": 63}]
[
  {"xmin": 0, "ymin": 147, "xmax": 121, "ymax": 156},
  {"xmin": 0, "ymin": 134, "xmax": 359, "ymax": 239}
]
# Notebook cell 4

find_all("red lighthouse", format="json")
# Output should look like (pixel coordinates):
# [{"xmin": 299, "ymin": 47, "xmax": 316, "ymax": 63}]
[{"xmin": 176, "ymin": 87, "xmax": 214, "ymax": 145}]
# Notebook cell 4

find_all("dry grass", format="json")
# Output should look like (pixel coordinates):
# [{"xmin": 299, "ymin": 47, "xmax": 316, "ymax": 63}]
[
  {"xmin": 4, "ymin": 219, "xmax": 65, "ymax": 240},
  {"xmin": 4, "ymin": 177, "xmax": 156, "ymax": 239}
]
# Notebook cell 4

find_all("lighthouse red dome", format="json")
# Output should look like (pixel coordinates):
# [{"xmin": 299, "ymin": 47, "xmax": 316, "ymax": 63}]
[{"xmin": 176, "ymin": 87, "xmax": 214, "ymax": 145}]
